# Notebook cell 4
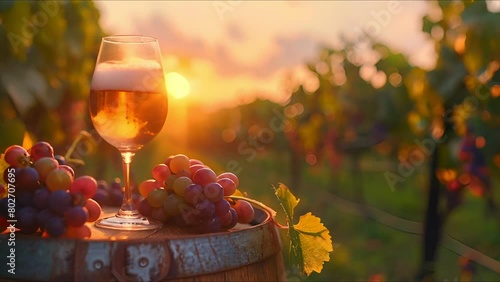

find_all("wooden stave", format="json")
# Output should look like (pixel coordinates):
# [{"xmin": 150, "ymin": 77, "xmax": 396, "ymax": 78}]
[{"xmin": 0, "ymin": 206, "xmax": 285, "ymax": 281}]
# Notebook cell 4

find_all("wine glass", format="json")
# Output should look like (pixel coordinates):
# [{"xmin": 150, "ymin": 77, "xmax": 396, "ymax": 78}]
[{"xmin": 89, "ymin": 35, "xmax": 168, "ymax": 230}]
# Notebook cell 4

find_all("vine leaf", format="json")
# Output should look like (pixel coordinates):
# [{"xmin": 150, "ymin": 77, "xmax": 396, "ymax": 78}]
[{"xmin": 273, "ymin": 183, "xmax": 333, "ymax": 276}]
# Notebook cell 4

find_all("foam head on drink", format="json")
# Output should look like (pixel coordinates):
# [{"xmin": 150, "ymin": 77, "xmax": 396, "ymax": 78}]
[
  {"xmin": 91, "ymin": 59, "xmax": 165, "ymax": 93},
  {"xmin": 89, "ymin": 60, "xmax": 168, "ymax": 151}
]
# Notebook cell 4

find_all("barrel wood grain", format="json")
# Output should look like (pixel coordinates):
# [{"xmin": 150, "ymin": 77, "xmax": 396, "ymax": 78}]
[{"xmin": 0, "ymin": 206, "xmax": 285, "ymax": 281}]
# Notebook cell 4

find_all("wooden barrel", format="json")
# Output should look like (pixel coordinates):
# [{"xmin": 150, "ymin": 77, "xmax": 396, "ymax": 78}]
[{"xmin": 0, "ymin": 205, "xmax": 285, "ymax": 281}]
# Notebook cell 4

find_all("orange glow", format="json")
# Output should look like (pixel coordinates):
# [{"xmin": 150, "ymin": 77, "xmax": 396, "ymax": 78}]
[
  {"xmin": 475, "ymin": 136, "xmax": 486, "ymax": 148},
  {"xmin": 437, "ymin": 169, "xmax": 457, "ymax": 182},
  {"xmin": 306, "ymin": 153, "xmax": 317, "ymax": 165},
  {"xmin": 458, "ymin": 173, "xmax": 470, "ymax": 185},
  {"xmin": 222, "ymin": 128, "xmax": 236, "ymax": 143},
  {"xmin": 454, "ymin": 34, "xmax": 466, "ymax": 55},
  {"xmin": 491, "ymin": 85, "xmax": 500, "ymax": 98}
]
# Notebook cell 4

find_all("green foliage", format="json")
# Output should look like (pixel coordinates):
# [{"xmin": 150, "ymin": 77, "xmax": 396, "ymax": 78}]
[{"xmin": 0, "ymin": 1, "xmax": 104, "ymax": 151}]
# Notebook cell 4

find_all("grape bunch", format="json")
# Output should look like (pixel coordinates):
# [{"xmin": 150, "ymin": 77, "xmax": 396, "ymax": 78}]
[
  {"xmin": 92, "ymin": 178, "xmax": 128, "ymax": 207},
  {"xmin": 137, "ymin": 154, "xmax": 255, "ymax": 234},
  {"xmin": 0, "ymin": 142, "xmax": 102, "ymax": 238}
]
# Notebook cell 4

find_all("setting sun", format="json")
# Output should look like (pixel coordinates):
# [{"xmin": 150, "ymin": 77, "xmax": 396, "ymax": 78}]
[{"xmin": 165, "ymin": 72, "xmax": 190, "ymax": 99}]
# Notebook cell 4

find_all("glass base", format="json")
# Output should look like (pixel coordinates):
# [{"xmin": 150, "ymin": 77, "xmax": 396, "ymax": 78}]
[{"xmin": 95, "ymin": 215, "xmax": 162, "ymax": 231}]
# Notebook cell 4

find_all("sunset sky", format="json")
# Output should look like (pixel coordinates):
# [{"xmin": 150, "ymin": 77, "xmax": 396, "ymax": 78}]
[{"xmin": 94, "ymin": 1, "xmax": 499, "ymax": 110}]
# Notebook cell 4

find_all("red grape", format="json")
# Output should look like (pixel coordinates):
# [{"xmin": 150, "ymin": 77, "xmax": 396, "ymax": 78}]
[
  {"xmin": 70, "ymin": 176, "xmax": 98, "ymax": 199},
  {"xmin": 189, "ymin": 164, "xmax": 205, "ymax": 178},
  {"xmin": 152, "ymin": 164, "xmax": 171, "ymax": 183},
  {"xmin": 59, "ymin": 165, "xmax": 75, "ymax": 177},
  {"xmin": 84, "ymin": 198, "xmax": 102, "ymax": 222},
  {"xmin": 217, "ymin": 178, "xmax": 237, "ymax": 196},
  {"xmin": 29, "ymin": 141, "xmax": 54, "ymax": 162},
  {"xmin": 164, "ymin": 155, "xmax": 174, "ymax": 167},
  {"xmin": 233, "ymin": 200, "xmax": 254, "ymax": 224},
  {"xmin": 139, "ymin": 179, "xmax": 161, "ymax": 197},
  {"xmin": 4, "ymin": 145, "xmax": 30, "ymax": 168},
  {"xmin": 193, "ymin": 168, "xmax": 217, "ymax": 186},
  {"xmin": 189, "ymin": 159, "xmax": 203, "ymax": 166},
  {"xmin": 217, "ymin": 172, "xmax": 239, "ymax": 188}
]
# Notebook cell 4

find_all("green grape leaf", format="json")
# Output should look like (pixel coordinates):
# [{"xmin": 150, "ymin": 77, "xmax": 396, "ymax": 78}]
[{"xmin": 273, "ymin": 183, "xmax": 333, "ymax": 276}]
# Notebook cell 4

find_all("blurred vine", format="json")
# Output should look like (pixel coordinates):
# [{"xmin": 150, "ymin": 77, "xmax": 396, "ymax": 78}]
[{"xmin": 0, "ymin": 1, "xmax": 104, "ymax": 151}]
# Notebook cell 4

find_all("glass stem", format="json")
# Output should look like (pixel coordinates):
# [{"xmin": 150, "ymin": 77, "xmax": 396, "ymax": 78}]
[{"xmin": 118, "ymin": 151, "xmax": 138, "ymax": 218}]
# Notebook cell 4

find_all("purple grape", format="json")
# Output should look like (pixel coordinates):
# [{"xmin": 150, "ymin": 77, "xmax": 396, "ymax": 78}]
[
  {"xmin": 197, "ymin": 216, "xmax": 221, "ymax": 234},
  {"xmin": 109, "ymin": 188, "xmax": 123, "ymax": 207},
  {"xmin": 92, "ymin": 189, "xmax": 109, "ymax": 206},
  {"xmin": 63, "ymin": 206, "xmax": 88, "ymax": 227},
  {"xmin": 214, "ymin": 199, "xmax": 230, "ymax": 216},
  {"xmin": 49, "ymin": 190, "xmax": 72, "ymax": 214},
  {"xmin": 46, "ymin": 217, "xmax": 65, "ymax": 237},
  {"xmin": 54, "ymin": 155, "xmax": 66, "ymax": 165},
  {"xmin": 17, "ymin": 207, "xmax": 39, "ymax": 234},
  {"xmin": 184, "ymin": 184, "xmax": 204, "ymax": 205},
  {"xmin": 33, "ymin": 188, "xmax": 51, "ymax": 209},
  {"xmin": 222, "ymin": 208, "xmax": 238, "ymax": 229},
  {"xmin": 204, "ymin": 182, "xmax": 224, "ymax": 203},
  {"xmin": 17, "ymin": 167, "xmax": 40, "ymax": 193},
  {"xmin": 17, "ymin": 191, "xmax": 34, "ymax": 208},
  {"xmin": 195, "ymin": 199, "xmax": 215, "ymax": 219},
  {"xmin": 0, "ymin": 198, "xmax": 8, "ymax": 218},
  {"xmin": 97, "ymin": 180, "xmax": 109, "ymax": 191},
  {"xmin": 36, "ymin": 209, "xmax": 54, "ymax": 229},
  {"xmin": 3, "ymin": 166, "xmax": 19, "ymax": 184},
  {"xmin": 110, "ymin": 179, "xmax": 122, "ymax": 191},
  {"xmin": 138, "ymin": 198, "xmax": 152, "ymax": 217},
  {"xmin": 151, "ymin": 207, "xmax": 168, "ymax": 223}
]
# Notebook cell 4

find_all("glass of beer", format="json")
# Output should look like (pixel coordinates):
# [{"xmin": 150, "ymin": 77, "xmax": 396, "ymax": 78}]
[{"xmin": 89, "ymin": 35, "xmax": 168, "ymax": 230}]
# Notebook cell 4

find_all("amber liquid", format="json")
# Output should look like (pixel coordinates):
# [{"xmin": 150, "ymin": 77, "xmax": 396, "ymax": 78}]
[{"xmin": 89, "ymin": 90, "xmax": 168, "ymax": 152}]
